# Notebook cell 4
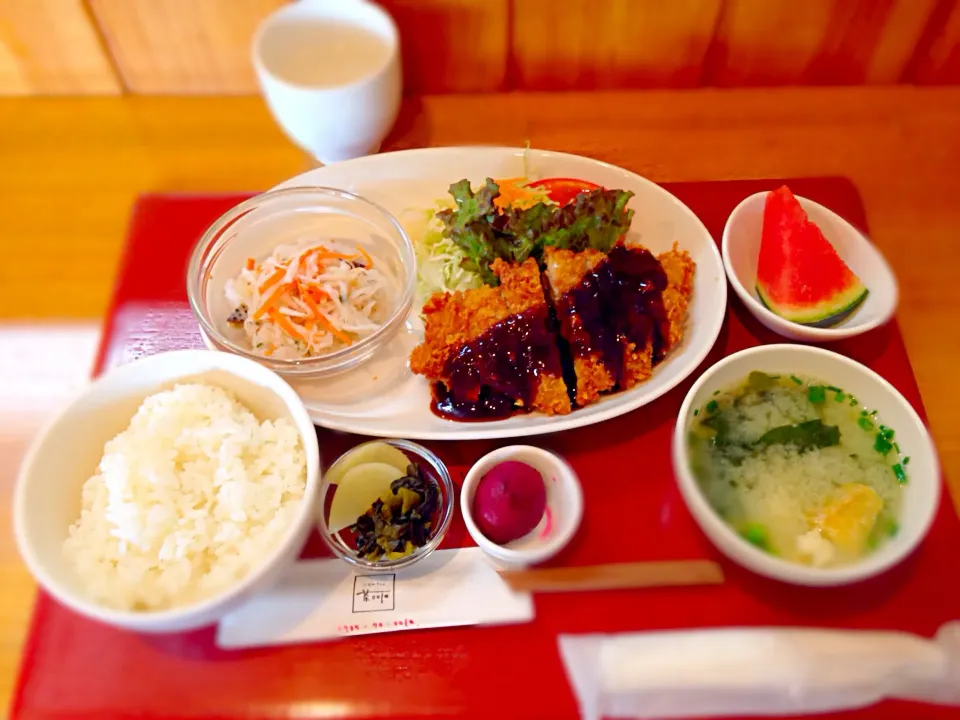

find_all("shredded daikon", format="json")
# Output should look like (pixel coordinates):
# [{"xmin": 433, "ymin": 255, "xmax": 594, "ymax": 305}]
[{"xmin": 225, "ymin": 239, "xmax": 394, "ymax": 360}]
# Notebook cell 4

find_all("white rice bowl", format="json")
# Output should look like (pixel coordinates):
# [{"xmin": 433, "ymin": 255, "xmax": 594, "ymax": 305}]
[
  {"xmin": 64, "ymin": 383, "xmax": 306, "ymax": 611},
  {"xmin": 14, "ymin": 349, "xmax": 320, "ymax": 633}
]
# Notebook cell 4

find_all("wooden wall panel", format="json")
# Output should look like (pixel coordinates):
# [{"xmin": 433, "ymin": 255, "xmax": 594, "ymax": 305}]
[
  {"xmin": 88, "ymin": 0, "xmax": 287, "ymax": 94},
  {"xmin": 0, "ymin": 0, "xmax": 956, "ymax": 96},
  {"xmin": 704, "ymin": 0, "xmax": 937, "ymax": 87},
  {"xmin": 0, "ymin": 0, "xmax": 120, "ymax": 95},
  {"xmin": 380, "ymin": 0, "xmax": 508, "ymax": 93},
  {"xmin": 87, "ymin": 0, "xmax": 507, "ymax": 95},
  {"xmin": 908, "ymin": 0, "xmax": 960, "ymax": 84},
  {"xmin": 511, "ymin": 0, "xmax": 722, "ymax": 90}
]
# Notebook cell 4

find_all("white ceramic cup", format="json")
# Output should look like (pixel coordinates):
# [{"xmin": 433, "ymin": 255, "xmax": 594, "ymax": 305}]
[{"xmin": 252, "ymin": 0, "xmax": 402, "ymax": 164}]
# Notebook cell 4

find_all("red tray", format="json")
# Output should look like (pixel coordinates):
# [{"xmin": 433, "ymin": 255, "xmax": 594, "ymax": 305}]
[{"xmin": 11, "ymin": 178, "xmax": 960, "ymax": 720}]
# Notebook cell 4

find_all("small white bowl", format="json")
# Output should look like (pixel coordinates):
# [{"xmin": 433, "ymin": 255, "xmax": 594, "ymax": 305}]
[
  {"xmin": 461, "ymin": 446, "xmax": 583, "ymax": 567},
  {"xmin": 14, "ymin": 350, "xmax": 320, "ymax": 633},
  {"xmin": 672, "ymin": 344, "xmax": 940, "ymax": 586},
  {"xmin": 722, "ymin": 191, "xmax": 898, "ymax": 342}
]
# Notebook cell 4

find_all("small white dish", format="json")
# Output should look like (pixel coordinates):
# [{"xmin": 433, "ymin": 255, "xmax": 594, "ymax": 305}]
[
  {"xmin": 252, "ymin": 0, "xmax": 402, "ymax": 163},
  {"xmin": 14, "ymin": 350, "xmax": 321, "ymax": 633},
  {"xmin": 722, "ymin": 191, "xmax": 898, "ymax": 342},
  {"xmin": 672, "ymin": 344, "xmax": 940, "ymax": 587},
  {"xmin": 461, "ymin": 446, "xmax": 583, "ymax": 567}
]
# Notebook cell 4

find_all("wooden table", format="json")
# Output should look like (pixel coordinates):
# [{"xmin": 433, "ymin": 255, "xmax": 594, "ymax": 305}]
[{"xmin": 2, "ymin": 87, "xmax": 959, "ymax": 713}]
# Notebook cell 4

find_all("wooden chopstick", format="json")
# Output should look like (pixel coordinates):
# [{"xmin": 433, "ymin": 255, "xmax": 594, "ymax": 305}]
[{"xmin": 497, "ymin": 560, "xmax": 724, "ymax": 593}]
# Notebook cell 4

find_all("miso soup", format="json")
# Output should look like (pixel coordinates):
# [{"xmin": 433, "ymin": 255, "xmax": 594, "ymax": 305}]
[{"xmin": 688, "ymin": 371, "xmax": 907, "ymax": 567}]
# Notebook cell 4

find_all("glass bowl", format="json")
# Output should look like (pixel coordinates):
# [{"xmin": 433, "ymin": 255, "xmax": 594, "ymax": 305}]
[
  {"xmin": 317, "ymin": 439, "xmax": 454, "ymax": 572},
  {"xmin": 186, "ymin": 186, "xmax": 415, "ymax": 379}
]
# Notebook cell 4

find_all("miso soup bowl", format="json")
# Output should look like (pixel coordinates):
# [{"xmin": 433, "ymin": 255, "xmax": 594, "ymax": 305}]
[{"xmin": 672, "ymin": 344, "xmax": 940, "ymax": 586}]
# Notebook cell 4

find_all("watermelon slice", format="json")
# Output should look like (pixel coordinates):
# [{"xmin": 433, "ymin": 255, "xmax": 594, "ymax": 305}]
[{"xmin": 756, "ymin": 186, "xmax": 868, "ymax": 327}]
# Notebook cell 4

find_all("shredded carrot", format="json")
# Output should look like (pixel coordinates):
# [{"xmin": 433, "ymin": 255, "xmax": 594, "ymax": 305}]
[
  {"xmin": 315, "ymin": 312, "xmax": 353, "ymax": 345},
  {"xmin": 263, "ymin": 345, "xmax": 275, "ymax": 357},
  {"xmin": 312, "ymin": 251, "xmax": 356, "ymax": 263},
  {"xmin": 493, "ymin": 176, "xmax": 539, "ymax": 211},
  {"xmin": 297, "ymin": 247, "xmax": 325, "ymax": 272},
  {"xmin": 299, "ymin": 290, "xmax": 351, "ymax": 344},
  {"xmin": 252, "ymin": 282, "xmax": 289, "ymax": 321},
  {"xmin": 297, "ymin": 280, "xmax": 328, "ymax": 302},
  {"xmin": 355, "ymin": 246, "xmax": 374, "ymax": 269},
  {"xmin": 268, "ymin": 308, "xmax": 304, "ymax": 341},
  {"xmin": 300, "ymin": 289, "xmax": 323, "ymax": 317},
  {"xmin": 245, "ymin": 257, "xmax": 255, "ymax": 271},
  {"xmin": 258, "ymin": 267, "xmax": 286, "ymax": 293}
]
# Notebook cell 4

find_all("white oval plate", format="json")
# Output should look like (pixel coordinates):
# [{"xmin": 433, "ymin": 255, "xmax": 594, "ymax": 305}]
[{"xmin": 272, "ymin": 147, "xmax": 727, "ymax": 439}]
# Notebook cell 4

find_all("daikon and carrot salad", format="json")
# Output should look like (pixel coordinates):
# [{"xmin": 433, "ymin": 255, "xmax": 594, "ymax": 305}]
[{"xmin": 224, "ymin": 239, "xmax": 397, "ymax": 360}]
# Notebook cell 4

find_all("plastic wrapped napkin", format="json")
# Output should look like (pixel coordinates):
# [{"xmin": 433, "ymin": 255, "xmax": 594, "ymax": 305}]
[{"xmin": 559, "ymin": 623, "xmax": 960, "ymax": 719}]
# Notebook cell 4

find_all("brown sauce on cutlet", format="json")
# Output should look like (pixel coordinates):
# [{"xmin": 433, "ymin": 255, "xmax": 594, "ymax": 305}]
[
  {"xmin": 555, "ymin": 245, "xmax": 669, "ymax": 384},
  {"xmin": 431, "ymin": 306, "xmax": 561, "ymax": 421},
  {"xmin": 431, "ymin": 245, "xmax": 669, "ymax": 421}
]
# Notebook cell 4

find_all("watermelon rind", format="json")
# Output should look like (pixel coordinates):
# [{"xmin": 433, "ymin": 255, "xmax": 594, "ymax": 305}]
[{"xmin": 755, "ymin": 281, "xmax": 869, "ymax": 327}]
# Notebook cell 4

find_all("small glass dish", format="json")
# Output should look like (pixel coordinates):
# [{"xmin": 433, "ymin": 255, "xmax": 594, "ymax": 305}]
[
  {"xmin": 186, "ymin": 186, "xmax": 415, "ymax": 379},
  {"xmin": 317, "ymin": 439, "xmax": 454, "ymax": 572}
]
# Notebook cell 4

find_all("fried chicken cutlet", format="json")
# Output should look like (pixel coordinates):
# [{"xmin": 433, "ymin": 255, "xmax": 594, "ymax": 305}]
[
  {"xmin": 543, "ymin": 247, "xmax": 616, "ymax": 406},
  {"xmin": 410, "ymin": 258, "xmax": 571, "ymax": 419},
  {"xmin": 543, "ymin": 242, "xmax": 697, "ymax": 400},
  {"xmin": 618, "ymin": 243, "xmax": 696, "ymax": 389},
  {"xmin": 659, "ymin": 243, "xmax": 696, "ymax": 353}
]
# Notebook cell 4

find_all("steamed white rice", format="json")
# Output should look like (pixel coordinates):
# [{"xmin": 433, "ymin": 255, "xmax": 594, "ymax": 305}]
[{"xmin": 64, "ymin": 383, "xmax": 306, "ymax": 611}]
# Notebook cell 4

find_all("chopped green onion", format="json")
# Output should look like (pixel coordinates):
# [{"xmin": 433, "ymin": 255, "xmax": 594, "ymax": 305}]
[
  {"xmin": 881, "ymin": 427, "xmax": 894, "ymax": 440},
  {"xmin": 904, "ymin": 456, "xmax": 911, "ymax": 465},
  {"xmin": 875, "ymin": 435, "xmax": 893, "ymax": 455},
  {"xmin": 835, "ymin": 391, "xmax": 846, "ymax": 402},
  {"xmin": 892, "ymin": 463, "xmax": 907, "ymax": 483},
  {"xmin": 808, "ymin": 385, "xmax": 826, "ymax": 404},
  {"xmin": 740, "ymin": 524, "xmax": 769, "ymax": 550},
  {"xmin": 706, "ymin": 400, "xmax": 718, "ymax": 413},
  {"xmin": 849, "ymin": 396, "xmax": 858, "ymax": 406},
  {"xmin": 693, "ymin": 409, "xmax": 699, "ymax": 416},
  {"xmin": 860, "ymin": 410, "xmax": 868, "ymax": 416},
  {"xmin": 826, "ymin": 385, "xmax": 842, "ymax": 392},
  {"xmin": 790, "ymin": 375, "xmax": 803, "ymax": 385},
  {"xmin": 870, "ymin": 409, "xmax": 878, "ymax": 416},
  {"xmin": 893, "ymin": 441, "xmax": 900, "ymax": 453},
  {"xmin": 713, "ymin": 390, "xmax": 720, "ymax": 396},
  {"xmin": 858, "ymin": 416, "xmax": 875, "ymax": 431}
]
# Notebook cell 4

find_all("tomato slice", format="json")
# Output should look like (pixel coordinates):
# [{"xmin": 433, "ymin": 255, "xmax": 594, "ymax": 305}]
[{"xmin": 527, "ymin": 177, "xmax": 602, "ymax": 206}]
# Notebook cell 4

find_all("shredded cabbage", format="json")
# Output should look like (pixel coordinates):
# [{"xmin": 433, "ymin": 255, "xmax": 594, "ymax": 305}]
[{"xmin": 414, "ymin": 208, "xmax": 483, "ymax": 304}]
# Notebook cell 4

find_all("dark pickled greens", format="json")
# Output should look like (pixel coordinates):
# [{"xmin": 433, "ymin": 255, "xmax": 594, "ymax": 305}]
[
  {"xmin": 436, "ymin": 178, "xmax": 635, "ymax": 285},
  {"xmin": 349, "ymin": 463, "xmax": 440, "ymax": 562}
]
